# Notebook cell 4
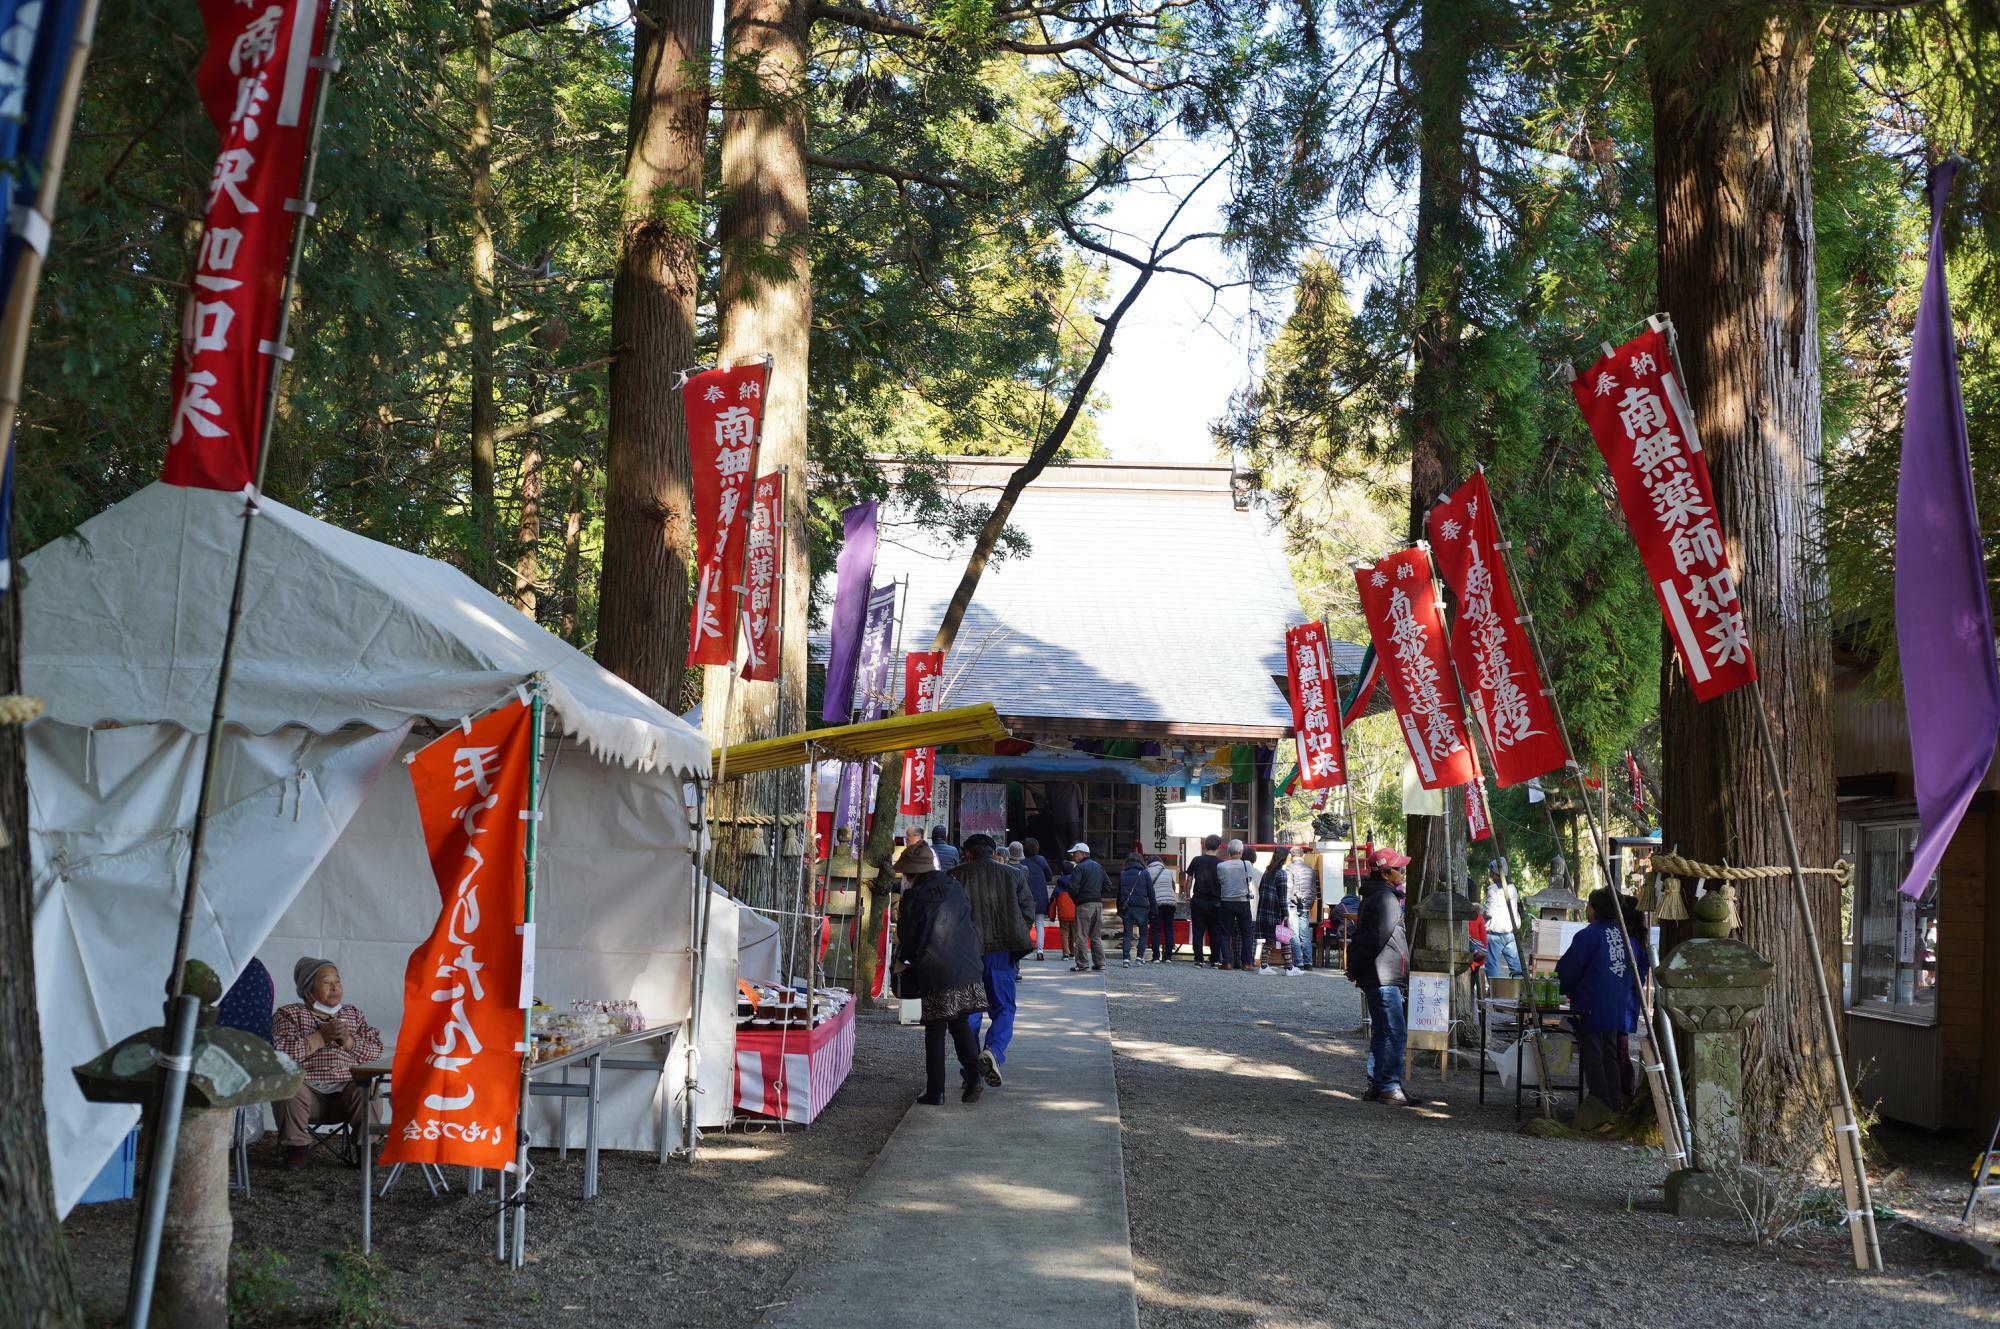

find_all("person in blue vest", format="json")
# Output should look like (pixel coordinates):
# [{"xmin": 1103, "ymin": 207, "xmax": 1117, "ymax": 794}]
[{"xmin": 1556, "ymin": 887, "xmax": 1652, "ymax": 1112}]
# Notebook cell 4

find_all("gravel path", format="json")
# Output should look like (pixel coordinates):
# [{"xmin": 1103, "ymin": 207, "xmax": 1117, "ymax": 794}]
[
  {"xmin": 60, "ymin": 1009, "xmax": 912, "ymax": 1328},
  {"xmin": 1105, "ymin": 959, "xmax": 1998, "ymax": 1329}
]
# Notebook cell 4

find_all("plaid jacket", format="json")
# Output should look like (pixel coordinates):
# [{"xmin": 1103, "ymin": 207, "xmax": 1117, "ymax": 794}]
[{"xmin": 272, "ymin": 1002, "xmax": 384, "ymax": 1092}]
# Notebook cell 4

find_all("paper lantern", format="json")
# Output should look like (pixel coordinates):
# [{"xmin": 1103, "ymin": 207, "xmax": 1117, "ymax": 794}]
[{"xmin": 1163, "ymin": 799, "xmax": 1225, "ymax": 840}]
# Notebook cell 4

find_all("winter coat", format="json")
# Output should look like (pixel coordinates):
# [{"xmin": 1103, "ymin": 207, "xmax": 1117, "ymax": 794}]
[
  {"xmin": 953, "ymin": 855, "xmax": 1037, "ymax": 957},
  {"xmin": 1555, "ymin": 919, "xmax": 1651, "ymax": 1034},
  {"xmin": 1284, "ymin": 859, "xmax": 1317, "ymax": 912},
  {"xmin": 896, "ymin": 871, "xmax": 985, "ymax": 998},
  {"xmin": 1256, "ymin": 864, "xmax": 1289, "ymax": 932},
  {"xmin": 1023, "ymin": 853, "xmax": 1053, "ymax": 915},
  {"xmin": 1067, "ymin": 856, "xmax": 1110, "ymax": 905},
  {"xmin": 1346, "ymin": 875, "xmax": 1408, "ymax": 990},
  {"xmin": 1148, "ymin": 861, "xmax": 1179, "ymax": 907},
  {"xmin": 1118, "ymin": 863, "xmax": 1154, "ymax": 919}
]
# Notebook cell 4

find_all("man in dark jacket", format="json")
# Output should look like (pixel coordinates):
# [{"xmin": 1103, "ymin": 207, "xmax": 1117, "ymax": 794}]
[
  {"xmin": 1117, "ymin": 853, "xmax": 1154, "ymax": 967},
  {"xmin": 930, "ymin": 824, "xmax": 962, "ymax": 870},
  {"xmin": 1184, "ymin": 834, "xmax": 1223, "ymax": 966},
  {"xmin": 1021, "ymin": 837, "xmax": 1054, "ymax": 960},
  {"xmin": 952, "ymin": 834, "xmax": 1037, "ymax": 1086},
  {"xmin": 1064, "ymin": 843, "xmax": 1110, "ymax": 972},
  {"xmin": 1347, "ymin": 847, "xmax": 1417, "ymax": 1105}
]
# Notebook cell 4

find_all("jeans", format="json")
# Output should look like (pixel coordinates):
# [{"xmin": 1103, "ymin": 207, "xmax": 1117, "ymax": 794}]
[
  {"xmin": 1149, "ymin": 904, "xmax": 1178, "ymax": 960},
  {"xmin": 1576, "ymin": 1028, "xmax": 1624, "ymax": 1110},
  {"xmin": 1485, "ymin": 927, "xmax": 1525, "ymax": 978},
  {"xmin": 966, "ymin": 951, "xmax": 1017, "ymax": 1065},
  {"xmin": 1219, "ymin": 899, "xmax": 1254, "ymax": 969},
  {"xmin": 1032, "ymin": 914, "xmax": 1050, "ymax": 955},
  {"xmin": 1072, "ymin": 901, "xmax": 1105, "ymax": 969},
  {"xmin": 1365, "ymin": 984, "xmax": 1406, "ymax": 1093},
  {"xmin": 923, "ymin": 1014, "xmax": 980, "ymax": 1097},
  {"xmin": 1287, "ymin": 911, "xmax": 1310, "ymax": 968},
  {"xmin": 1187, "ymin": 899, "xmax": 1218, "ymax": 963},
  {"xmin": 1120, "ymin": 912, "xmax": 1149, "ymax": 961}
]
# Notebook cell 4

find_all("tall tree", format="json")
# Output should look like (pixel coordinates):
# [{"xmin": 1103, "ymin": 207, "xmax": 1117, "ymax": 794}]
[
  {"xmin": 1648, "ymin": 4, "xmax": 1834, "ymax": 1130},
  {"xmin": 468, "ymin": 0, "xmax": 500, "ymax": 588},
  {"xmin": 595, "ymin": 0, "xmax": 712, "ymax": 707}
]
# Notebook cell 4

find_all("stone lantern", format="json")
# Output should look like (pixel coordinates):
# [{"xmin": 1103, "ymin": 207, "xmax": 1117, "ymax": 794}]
[
  {"xmin": 1654, "ymin": 889, "xmax": 1775, "ymax": 1217},
  {"xmin": 1523, "ymin": 885, "xmax": 1587, "ymax": 921},
  {"xmin": 74, "ymin": 961, "xmax": 304, "ymax": 1329},
  {"xmin": 1410, "ymin": 888, "xmax": 1480, "ymax": 975}
]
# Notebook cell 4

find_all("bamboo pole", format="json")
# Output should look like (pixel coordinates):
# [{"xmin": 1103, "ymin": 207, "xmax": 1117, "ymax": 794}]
[
  {"xmin": 1749, "ymin": 682, "xmax": 1882, "ymax": 1271},
  {"xmin": 0, "ymin": 0, "xmax": 107, "ymax": 464},
  {"xmin": 1482, "ymin": 478, "xmax": 1692, "ymax": 1162}
]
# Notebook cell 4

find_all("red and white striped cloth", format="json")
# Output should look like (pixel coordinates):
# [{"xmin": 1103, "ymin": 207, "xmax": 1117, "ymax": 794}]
[{"xmin": 734, "ymin": 998, "xmax": 857, "ymax": 1124}]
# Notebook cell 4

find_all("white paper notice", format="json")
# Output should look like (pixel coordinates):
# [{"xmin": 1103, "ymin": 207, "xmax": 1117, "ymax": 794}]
[
  {"xmin": 518, "ymin": 920, "xmax": 537, "ymax": 1008},
  {"xmin": 1408, "ymin": 972, "xmax": 1451, "ymax": 1034}
]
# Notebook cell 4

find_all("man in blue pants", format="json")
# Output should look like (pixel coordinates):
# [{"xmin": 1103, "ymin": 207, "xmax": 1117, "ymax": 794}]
[
  {"xmin": 954, "ymin": 834, "xmax": 1037, "ymax": 1087},
  {"xmin": 1347, "ymin": 847, "xmax": 1419, "ymax": 1106}
]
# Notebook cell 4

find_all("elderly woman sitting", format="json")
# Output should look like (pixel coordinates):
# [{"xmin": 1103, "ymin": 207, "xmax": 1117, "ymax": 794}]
[{"xmin": 270, "ymin": 957, "xmax": 383, "ymax": 1168}]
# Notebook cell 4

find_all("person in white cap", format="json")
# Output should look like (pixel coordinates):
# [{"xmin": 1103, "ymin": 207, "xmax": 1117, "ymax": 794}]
[{"xmin": 1063, "ymin": 843, "xmax": 1110, "ymax": 972}]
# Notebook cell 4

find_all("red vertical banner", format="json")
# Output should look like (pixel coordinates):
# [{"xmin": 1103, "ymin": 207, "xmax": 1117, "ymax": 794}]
[
  {"xmin": 740, "ymin": 472, "xmax": 783, "ymax": 681},
  {"xmin": 1355, "ymin": 546, "xmax": 1476, "ymax": 790},
  {"xmin": 380, "ymin": 698, "xmax": 534, "ymax": 1170},
  {"xmin": 1569, "ymin": 324, "xmax": 1756, "ymax": 701},
  {"xmin": 162, "ymin": 0, "xmax": 335, "ymax": 490},
  {"xmin": 1626, "ymin": 750, "xmax": 1646, "ymax": 818},
  {"xmin": 686, "ymin": 361, "xmax": 770, "ymax": 667},
  {"xmin": 1425, "ymin": 472, "xmax": 1570, "ymax": 786},
  {"xmin": 1466, "ymin": 743, "xmax": 1493, "ymax": 842},
  {"xmin": 1284, "ymin": 621, "xmax": 1347, "ymax": 788},
  {"xmin": 899, "ymin": 650, "xmax": 945, "ymax": 816}
]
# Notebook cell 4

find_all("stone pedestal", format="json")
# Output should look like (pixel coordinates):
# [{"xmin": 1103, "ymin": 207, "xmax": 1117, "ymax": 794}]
[{"xmin": 1655, "ymin": 906, "xmax": 1775, "ymax": 1218}]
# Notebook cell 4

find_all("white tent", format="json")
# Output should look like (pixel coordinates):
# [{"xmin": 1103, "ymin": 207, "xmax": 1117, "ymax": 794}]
[{"xmin": 26, "ymin": 483, "xmax": 748, "ymax": 1215}]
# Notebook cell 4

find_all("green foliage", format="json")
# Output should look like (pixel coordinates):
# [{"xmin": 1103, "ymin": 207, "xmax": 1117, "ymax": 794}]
[
  {"xmin": 320, "ymin": 1247, "xmax": 391, "ymax": 1329},
  {"xmin": 228, "ymin": 1246, "xmax": 297, "ymax": 1326}
]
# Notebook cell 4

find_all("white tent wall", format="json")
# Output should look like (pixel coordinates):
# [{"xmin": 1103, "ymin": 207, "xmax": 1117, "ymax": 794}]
[
  {"xmin": 263, "ymin": 730, "xmax": 740, "ymax": 1160},
  {"xmin": 29, "ymin": 720, "xmax": 411, "ymax": 1216}
]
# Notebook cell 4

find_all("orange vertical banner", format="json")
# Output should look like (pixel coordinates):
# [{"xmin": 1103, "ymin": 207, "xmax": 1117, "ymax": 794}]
[{"xmin": 379, "ymin": 698, "xmax": 534, "ymax": 1169}]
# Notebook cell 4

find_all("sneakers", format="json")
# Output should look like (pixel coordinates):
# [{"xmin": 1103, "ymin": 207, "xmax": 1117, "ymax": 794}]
[
  {"xmin": 1121, "ymin": 959, "xmax": 1131, "ymax": 968},
  {"xmin": 962, "ymin": 1078, "xmax": 984, "ymax": 1104},
  {"xmin": 1034, "ymin": 952, "xmax": 1045, "ymax": 961},
  {"xmin": 1257, "ymin": 965, "xmax": 1275, "ymax": 975},
  {"xmin": 915, "ymin": 1091, "xmax": 945, "ymax": 1106},
  {"xmin": 1285, "ymin": 966, "xmax": 1304, "ymax": 976},
  {"xmin": 1092, "ymin": 965, "xmax": 1104, "ymax": 972},
  {"xmin": 1361, "ymin": 1085, "xmax": 1383, "ymax": 1102},
  {"xmin": 980, "ymin": 1049, "xmax": 1003, "ymax": 1087},
  {"xmin": 1072, "ymin": 964, "xmax": 1088, "ymax": 973},
  {"xmin": 1379, "ymin": 1088, "xmax": 1425, "ymax": 1107}
]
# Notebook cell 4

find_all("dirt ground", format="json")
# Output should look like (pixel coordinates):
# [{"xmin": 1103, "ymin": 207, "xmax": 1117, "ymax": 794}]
[
  {"xmin": 1104, "ymin": 957, "xmax": 2000, "ymax": 1329},
  {"xmin": 60, "ymin": 1008, "xmax": 915, "ymax": 1328}
]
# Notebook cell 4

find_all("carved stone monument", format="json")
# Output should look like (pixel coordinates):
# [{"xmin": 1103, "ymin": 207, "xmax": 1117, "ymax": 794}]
[{"xmin": 1654, "ymin": 889, "xmax": 1775, "ymax": 1217}]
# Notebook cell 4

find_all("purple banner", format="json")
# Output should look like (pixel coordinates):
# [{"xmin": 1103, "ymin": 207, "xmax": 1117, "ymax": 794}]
[
  {"xmin": 820, "ymin": 501, "xmax": 879, "ymax": 722},
  {"xmin": 834, "ymin": 584, "xmax": 899, "ymax": 834},
  {"xmin": 1896, "ymin": 161, "xmax": 1998, "ymax": 899}
]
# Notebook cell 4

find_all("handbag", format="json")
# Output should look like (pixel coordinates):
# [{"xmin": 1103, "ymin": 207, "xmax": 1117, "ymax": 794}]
[{"xmin": 1274, "ymin": 921, "xmax": 1294, "ymax": 946}]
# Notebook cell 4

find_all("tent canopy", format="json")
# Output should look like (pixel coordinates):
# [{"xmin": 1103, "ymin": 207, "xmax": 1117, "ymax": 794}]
[
  {"xmin": 714, "ymin": 703, "xmax": 1009, "ymax": 778},
  {"xmin": 25, "ymin": 483, "xmax": 709, "ymax": 777}
]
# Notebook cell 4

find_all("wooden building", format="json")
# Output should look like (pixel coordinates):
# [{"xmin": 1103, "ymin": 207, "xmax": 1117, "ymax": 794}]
[{"xmin": 1833, "ymin": 658, "xmax": 2000, "ymax": 1132}]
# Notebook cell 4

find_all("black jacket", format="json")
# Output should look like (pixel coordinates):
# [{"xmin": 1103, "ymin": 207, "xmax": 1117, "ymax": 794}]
[
  {"xmin": 953, "ymin": 854, "xmax": 1036, "ymax": 957},
  {"xmin": 896, "ymin": 871, "xmax": 985, "ymax": 998},
  {"xmin": 1066, "ymin": 856, "xmax": 1110, "ymax": 904},
  {"xmin": 1117, "ymin": 863, "xmax": 1154, "ymax": 918},
  {"xmin": 1346, "ymin": 875, "xmax": 1408, "ymax": 990}
]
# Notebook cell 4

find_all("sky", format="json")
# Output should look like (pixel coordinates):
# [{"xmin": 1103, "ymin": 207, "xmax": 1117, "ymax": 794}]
[{"xmin": 1088, "ymin": 141, "xmax": 1260, "ymax": 465}]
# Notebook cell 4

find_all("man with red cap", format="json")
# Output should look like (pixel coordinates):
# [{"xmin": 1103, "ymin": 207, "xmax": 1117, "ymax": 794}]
[{"xmin": 1347, "ymin": 847, "xmax": 1416, "ymax": 1105}]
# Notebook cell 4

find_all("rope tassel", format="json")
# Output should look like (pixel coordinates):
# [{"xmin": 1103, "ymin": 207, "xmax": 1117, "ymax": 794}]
[{"xmin": 1654, "ymin": 875, "xmax": 1688, "ymax": 921}]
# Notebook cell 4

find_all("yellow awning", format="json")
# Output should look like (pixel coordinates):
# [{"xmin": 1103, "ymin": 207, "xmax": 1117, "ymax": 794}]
[{"xmin": 710, "ymin": 703, "xmax": 1011, "ymax": 780}]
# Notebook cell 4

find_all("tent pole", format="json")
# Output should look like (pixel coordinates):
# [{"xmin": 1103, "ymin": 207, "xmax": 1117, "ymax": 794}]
[
  {"xmin": 508, "ymin": 678, "xmax": 545, "ymax": 1269},
  {"xmin": 133, "ymin": 7, "xmax": 344, "ymax": 1314}
]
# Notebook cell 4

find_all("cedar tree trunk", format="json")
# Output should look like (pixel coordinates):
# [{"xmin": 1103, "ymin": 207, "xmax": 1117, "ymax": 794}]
[{"xmin": 1651, "ymin": 10, "xmax": 1836, "ymax": 1141}]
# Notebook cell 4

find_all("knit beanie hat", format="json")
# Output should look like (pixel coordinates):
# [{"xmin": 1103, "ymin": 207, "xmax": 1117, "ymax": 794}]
[
  {"xmin": 294, "ymin": 956, "xmax": 336, "ymax": 1001},
  {"xmin": 895, "ymin": 842, "xmax": 938, "ymax": 875}
]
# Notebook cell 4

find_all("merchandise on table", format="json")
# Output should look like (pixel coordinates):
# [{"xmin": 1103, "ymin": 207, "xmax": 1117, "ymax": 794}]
[
  {"xmin": 528, "ymin": 999, "xmax": 649, "ymax": 1063},
  {"xmin": 735, "ymin": 983, "xmax": 853, "ymax": 1031}
]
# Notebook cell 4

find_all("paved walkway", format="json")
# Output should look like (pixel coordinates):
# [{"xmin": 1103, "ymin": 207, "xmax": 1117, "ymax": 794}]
[{"xmin": 757, "ymin": 966, "xmax": 1139, "ymax": 1329}]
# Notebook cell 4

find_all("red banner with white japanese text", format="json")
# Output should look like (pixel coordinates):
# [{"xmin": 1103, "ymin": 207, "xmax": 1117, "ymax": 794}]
[
  {"xmin": 1425, "ymin": 472, "xmax": 1569, "ymax": 787},
  {"xmin": 687, "ymin": 361, "xmax": 770, "ymax": 667},
  {"xmin": 1355, "ymin": 546, "xmax": 1476, "ymax": 790},
  {"xmin": 1285, "ymin": 621, "xmax": 1347, "ymax": 789},
  {"xmin": 379, "ymin": 699, "xmax": 533, "ymax": 1170},
  {"xmin": 1466, "ymin": 742, "xmax": 1493, "ymax": 842},
  {"xmin": 899, "ymin": 650, "xmax": 944, "ymax": 816},
  {"xmin": 161, "ymin": 0, "xmax": 334, "ymax": 490},
  {"xmin": 740, "ymin": 472, "xmax": 783, "ymax": 681},
  {"xmin": 1570, "ymin": 325, "xmax": 1756, "ymax": 701}
]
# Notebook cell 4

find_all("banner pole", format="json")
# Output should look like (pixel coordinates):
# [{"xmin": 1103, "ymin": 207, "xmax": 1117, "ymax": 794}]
[
  {"xmin": 0, "ymin": 0, "xmax": 105, "ymax": 467},
  {"xmin": 508, "ymin": 678, "xmax": 544, "ymax": 1269},
  {"xmin": 130, "ymin": 7, "xmax": 345, "ymax": 1316},
  {"xmin": 1484, "ymin": 481, "xmax": 1691, "ymax": 1159},
  {"xmin": 760, "ymin": 463, "xmax": 793, "ymax": 911},
  {"xmin": 1748, "ymin": 680, "xmax": 1882, "ymax": 1271}
]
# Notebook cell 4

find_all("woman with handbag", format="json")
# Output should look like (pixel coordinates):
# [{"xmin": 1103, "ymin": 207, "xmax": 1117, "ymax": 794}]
[{"xmin": 893, "ymin": 841, "xmax": 990, "ymax": 1105}]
